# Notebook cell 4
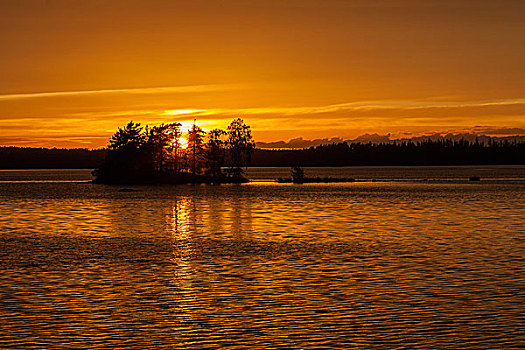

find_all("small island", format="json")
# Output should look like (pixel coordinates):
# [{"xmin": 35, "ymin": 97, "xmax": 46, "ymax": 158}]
[{"xmin": 92, "ymin": 118, "xmax": 255, "ymax": 184}]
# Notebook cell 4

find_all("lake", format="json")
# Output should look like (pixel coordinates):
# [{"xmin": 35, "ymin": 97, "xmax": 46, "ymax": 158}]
[{"xmin": 0, "ymin": 166, "xmax": 524, "ymax": 349}]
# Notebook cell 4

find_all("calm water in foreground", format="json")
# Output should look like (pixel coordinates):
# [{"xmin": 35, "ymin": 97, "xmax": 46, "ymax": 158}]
[{"xmin": 0, "ymin": 167, "xmax": 524, "ymax": 349}]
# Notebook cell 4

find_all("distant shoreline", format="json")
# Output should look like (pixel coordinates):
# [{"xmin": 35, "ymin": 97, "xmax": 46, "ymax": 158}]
[
  {"xmin": 1, "ymin": 140, "xmax": 524, "ymax": 170},
  {"xmin": 1, "ymin": 165, "xmax": 524, "ymax": 172}
]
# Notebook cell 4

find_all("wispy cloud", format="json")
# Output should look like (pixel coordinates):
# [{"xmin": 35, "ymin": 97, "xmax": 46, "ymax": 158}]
[
  {"xmin": 0, "ymin": 84, "xmax": 238, "ymax": 101},
  {"xmin": 162, "ymin": 98, "xmax": 525, "ymax": 117},
  {"xmin": 163, "ymin": 109, "xmax": 207, "ymax": 116}
]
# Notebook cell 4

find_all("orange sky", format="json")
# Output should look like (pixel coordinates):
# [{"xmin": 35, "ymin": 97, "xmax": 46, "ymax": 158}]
[{"xmin": 1, "ymin": 0, "xmax": 524, "ymax": 148}]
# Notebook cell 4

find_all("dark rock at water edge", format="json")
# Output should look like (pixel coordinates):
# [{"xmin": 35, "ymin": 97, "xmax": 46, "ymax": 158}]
[{"xmin": 94, "ymin": 171, "xmax": 249, "ymax": 185}]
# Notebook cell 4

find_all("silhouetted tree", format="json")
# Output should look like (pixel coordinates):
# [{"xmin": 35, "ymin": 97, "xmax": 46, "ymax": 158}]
[
  {"xmin": 206, "ymin": 128, "xmax": 227, "ymax": 177},
  {"xmin": 187, "ymin": 123, "xmax": 206, "ymax": 174},
  {"xmin": 164, "ymin": 123, "xmax": 183, "ymax": 172},
  {"xmin": 145, "ymin": 122, "xmax": 182, "ymax": 173},
  {"xmin": 226, "ymin": 118, "xmax": 255, "ymax": 177},
  {"xmin": 94, "ymin": 121, "xmax": 151, "ymax": 183},
  {"xmin": 109, "ymin": 121, "xmax": 146, "ymax": 150}
]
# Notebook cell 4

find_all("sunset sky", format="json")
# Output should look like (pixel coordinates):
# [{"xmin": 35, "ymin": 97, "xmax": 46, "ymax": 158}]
[{"xmin": 1, "ymin": 0, "xmax": 524, "ymax": 148}]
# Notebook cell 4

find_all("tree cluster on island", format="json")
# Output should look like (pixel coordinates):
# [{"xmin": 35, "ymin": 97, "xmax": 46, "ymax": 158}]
[{"xmin": 92, "ymin": 118, "xmax": 255, "ymax": 184}]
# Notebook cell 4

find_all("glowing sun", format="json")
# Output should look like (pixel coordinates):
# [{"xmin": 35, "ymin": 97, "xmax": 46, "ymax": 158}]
[{"xmin": 179, "ymin": 137, "xmax": 189, "ymax": 149}]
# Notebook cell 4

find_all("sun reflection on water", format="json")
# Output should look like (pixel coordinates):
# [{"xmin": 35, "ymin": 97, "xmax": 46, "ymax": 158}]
[{"xmin": 170, "ymin": 197, "xmax": 196, "ymax": 322}]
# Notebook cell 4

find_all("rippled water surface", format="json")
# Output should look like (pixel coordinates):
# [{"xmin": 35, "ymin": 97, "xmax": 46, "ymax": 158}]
[{"xmin": 0, "ymin": 167, "xmax": 524, "ymax": 349}]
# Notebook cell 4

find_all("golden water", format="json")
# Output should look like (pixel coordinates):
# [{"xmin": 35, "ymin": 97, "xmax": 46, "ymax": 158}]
[{"xmin": 0, "ymin": 167, "xmax": 524, "ymax": 348}]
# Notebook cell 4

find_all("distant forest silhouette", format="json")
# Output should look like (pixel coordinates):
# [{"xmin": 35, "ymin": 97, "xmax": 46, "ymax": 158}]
[
  {"xmin": 0, "ymin": 147, "xmax": 106, "ymax": 169},
  {"xmin": 1, "ymin": 135, "xmax": 524, "ymax": 170},
  {"xmin": 254, "ymin": 138, "xmax": 525, "ymax": 166}
]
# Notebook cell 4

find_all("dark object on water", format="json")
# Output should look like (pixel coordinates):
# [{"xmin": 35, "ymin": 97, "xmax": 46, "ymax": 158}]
[
  {"xmin": 278, "ymin": 166, "xmax": 356, "ymax": 183},
  {"xmin": 118, "ymin": 188, "xmax": 138, "ymax": 192},
  {"xmin": 469, "ymin": 176, "xmax": 481, "ymax": 181},
  {"xmin": 277, "ymin": 177, "xmax": 356, "ymax": 183},
  {"xmin": 291, "ymin": 167, "xmax": 305, "ymax": 183}
]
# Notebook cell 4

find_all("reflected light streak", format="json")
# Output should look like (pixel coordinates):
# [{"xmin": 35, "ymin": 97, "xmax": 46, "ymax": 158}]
[{"xmin": 170, "ymin": 197, "xmax": 196, "ymax": 321}]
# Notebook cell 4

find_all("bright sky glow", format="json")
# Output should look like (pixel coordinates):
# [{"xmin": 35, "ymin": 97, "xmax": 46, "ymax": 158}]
[{"xmin": 0, "ymin": 0, "xmax": 523, "ymax": 148}]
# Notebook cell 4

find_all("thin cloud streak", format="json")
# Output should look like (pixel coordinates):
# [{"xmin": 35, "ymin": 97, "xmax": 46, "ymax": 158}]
[
  {"xmin": 0, "ymin": 84, "xmax": 238, "ymax": 101},
  {"xmin": 162, "ymin": 98, "xmax": 525, "ymax": 118}
]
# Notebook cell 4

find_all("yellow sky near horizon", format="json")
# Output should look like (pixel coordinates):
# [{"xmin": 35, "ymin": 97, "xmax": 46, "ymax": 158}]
[{"xmin": 1, "ymin": 0, "xmax": 524, "ymax": 148}]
